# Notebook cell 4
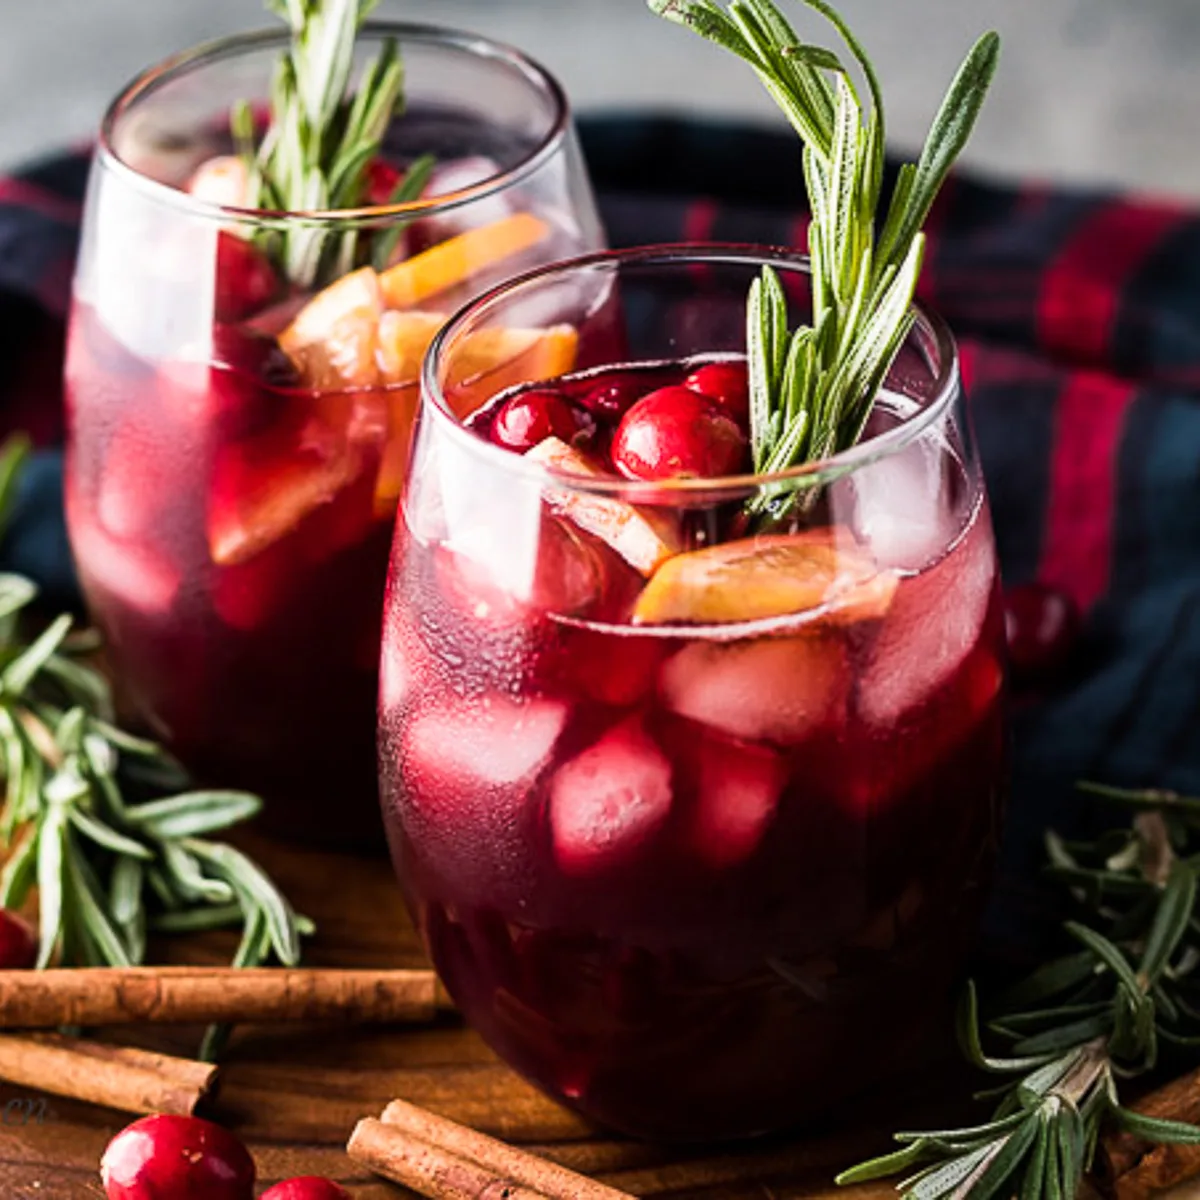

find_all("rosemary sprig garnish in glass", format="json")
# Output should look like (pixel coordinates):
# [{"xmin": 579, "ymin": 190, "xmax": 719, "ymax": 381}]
[
  {"xmin": 235, "ymin": 0, "xmax": 435, "ymax": 286},
  {"xmin": 649, "ymin": 0, "xmax": 999, "ymax": 521},
  {"xmin": 0, "ymin": 438, "xmax": 308, "ymax": 1059},
  {"xmin": 838, "ymin": 785, "xmax": 1200, "ymax": 1200}
]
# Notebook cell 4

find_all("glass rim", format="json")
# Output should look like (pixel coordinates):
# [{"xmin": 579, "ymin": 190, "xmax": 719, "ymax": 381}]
[
  {"xmin": 96, "ymin": 20, "xmax": 572, "ymax": 227},
  {"xmin": 421, "ymin": 243, "xmax": 963, "ymax": 501}
]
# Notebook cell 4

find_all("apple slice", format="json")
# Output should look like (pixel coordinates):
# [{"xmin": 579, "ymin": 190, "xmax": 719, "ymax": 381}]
[
  {"xmin": 187, "ymin": 155, "xmax": 251, "ymax": 208},
  {"xmin": 278, "ymin": 266, "xmax": 384, "ymax": 390},
  {"xmin": 632, "ymin": 531, "xmax": 898, "ymax": 626},
  {"xmin": 525, "ymin": 437, "xmax": 679, "ymax": 576},
  {"xmin": 379, "ymin": 213, "xmax": 550, "ymax": 309},
  {"xmin": 207, "ymin": 418, "xmax": 362, "ymax": 566}
]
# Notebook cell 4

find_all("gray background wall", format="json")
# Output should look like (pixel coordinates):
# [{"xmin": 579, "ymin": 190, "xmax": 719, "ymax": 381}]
[{"xmin": 2, "ymin": 0, "xmax": 1198, "ymax": 196}]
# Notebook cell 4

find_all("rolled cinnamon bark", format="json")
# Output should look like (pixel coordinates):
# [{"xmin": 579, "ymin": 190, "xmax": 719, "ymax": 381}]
[
  {"xmin": 0, "ymin": 1032, "xmax": 216, "ymax": 1115},
  {"xmin": 0, "ymin": 967, "xmax": 447, "ymax": 1028},
  {"xmin": 379, "ymin": 1099, "xmax": 633, "ymax": 1200},
  {"xmin": 349, "ymin": 1117, "xmax": 554, "ymax": 1200},
  {"xmin": 1103, "ymin": 1064, "xmax": 1200, "ymax": 1199}
]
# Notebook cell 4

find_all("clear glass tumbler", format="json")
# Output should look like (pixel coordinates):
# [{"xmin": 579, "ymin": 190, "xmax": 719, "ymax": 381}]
[
  {"xmin": 379, "ymin": 245, "xmax": 1007, "ymax": 1140},
  {"xmin": 65, "ymin": 23, "xmax": 604, "ymax": 845}
]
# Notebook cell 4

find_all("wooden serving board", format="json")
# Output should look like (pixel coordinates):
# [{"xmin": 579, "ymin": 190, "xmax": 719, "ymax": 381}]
[{"xmin": 0, "ymin": 831, "xmax": 1177, "ymax": 1199}]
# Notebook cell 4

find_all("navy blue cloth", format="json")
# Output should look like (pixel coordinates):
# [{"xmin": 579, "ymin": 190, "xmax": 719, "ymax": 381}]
[{"xmin": 3, "ymin": 118, "xmax": 1199, "ymax": 959}]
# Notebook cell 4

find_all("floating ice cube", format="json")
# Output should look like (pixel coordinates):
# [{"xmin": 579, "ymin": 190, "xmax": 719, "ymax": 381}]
[
  {"xmin": 659, "ymin": 634, "xmax": 846, "ymax": 746},
  {"xmin": 548, "ymin": 717, "xmax": 673, "ymax": 875}
]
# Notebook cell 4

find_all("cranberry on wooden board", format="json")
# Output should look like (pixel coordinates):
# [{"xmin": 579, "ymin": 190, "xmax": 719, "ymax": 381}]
[
  {"xmin": 612, "ymin": 386, "xmax": 748, "ymax": 481},
  {"xmin": 684, "ymin": 361, "xmax": 751, "ymax": 425},
  {"xmin": 1004, "ymin": 583, "xmax": 1081, "ymax": 683},
  {"xmin": 261, "ymin": 1179, "xmax": 352, "ymax": 1200},
  {"xmin": 0, "ymin": 908, "xmax": 36, "ymax": 969},
  {"xmin": 100, "ymin": 1114, "xmax": 255, "ymax": 1200},
  {"xmin": 215, "ymin": 233, "xmax": 280, "ymax": 324},
  {"xmin": 492, "ymin": 389, "xmax": 593, "ymax": 452}
]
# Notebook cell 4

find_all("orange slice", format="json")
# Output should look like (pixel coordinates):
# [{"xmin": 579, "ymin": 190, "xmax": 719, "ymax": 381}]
[
  {"xmin": 632, "ymin": 532, "xmax": 898, "ymax": 626},
  {"xmin": 376, "ymin": 310, "xmax": 447, "ymax": 385},
  {"xmin": 526, "ymin": 437, "xmax": 679, "ymax": 576},
  {"xmin": 446, "ymin": 324, "xmax": 579, "ymax": 417},
  {"xmin": 279, "ymin": 267, "xmax": 384, "ymax": 390},
  {"xmin": 379, "ymin": 213, "xmax": 550, "ymax": 308}
]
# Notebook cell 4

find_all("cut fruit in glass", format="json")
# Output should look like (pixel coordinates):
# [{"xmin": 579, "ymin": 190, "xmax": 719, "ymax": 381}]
[
  {"xmin": 379, "ymin": 213, "xmax": 550, "ymax": 309},
  {"xmin": 376, "ymin": 311, "xmax": 447, "ymax": 385},
  {"xmin": 278, "ymin": 266, "xmax": 384, "ymax": 390},
  {"xmin": 548, "ymin": 716, "xmax": 674, "ymax": 876},
  {"xmin": 632, "ymin": 531, "xmax": 897, "ymax": 626},
  {"xmin": 526, "ymin": 437, "xmax": 679, "ymax": 576},
  {"xmin": 449, "ymin": 325, "xmax": 579, "ymax": 394},
  {"xmin": 207, "ymin": 418, "xmax": 362, "ymax": 566},
  {"xmin": 187, "ymin": 155, "xmax": 251, "ymax": 208},
  {"xmin": 659, "ymin": 633, "xmax": 845, "ymax": 745}
]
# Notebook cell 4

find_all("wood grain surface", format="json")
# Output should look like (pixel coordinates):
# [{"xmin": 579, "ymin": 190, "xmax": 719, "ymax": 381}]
[{"xmin": 0, "ymin": 831, "xmax": 1166, "ymax": 1199}]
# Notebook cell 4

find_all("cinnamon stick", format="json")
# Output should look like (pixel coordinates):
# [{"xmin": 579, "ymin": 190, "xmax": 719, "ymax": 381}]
[
  {"xmin": 0, "ymin": 967, "xmax": 450, "ymax": 1028},
  {"xmin": 348, "ymin": 1104, "xmax": 635, "ymax": 1200},
  {"xmin": 349, "ymin": 1118, "xmax": 553, "ymax": 1200},
  {"xmin": 1103, "ymin": 1064, "xmax": 1200, "ymax": 1199},
  {"xmin": 0, "ymin": 1032, "xmax": 216, "ymax": 1115},
  {"xmin": 380, "ymin": 1099, "xmax": 633, "ymax": 1200}
]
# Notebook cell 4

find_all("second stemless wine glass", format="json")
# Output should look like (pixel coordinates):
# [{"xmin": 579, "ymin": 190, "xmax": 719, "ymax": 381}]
[
  {"xmin": 380, "ymin": 246, "xmax": 1007, "ymax": 1140},
  {"xmin": 64, "ymin": 23, "xmax": 603, "ymax": 845}
]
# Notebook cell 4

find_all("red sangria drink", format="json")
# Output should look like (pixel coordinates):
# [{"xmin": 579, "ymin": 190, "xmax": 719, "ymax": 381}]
[
  {"xmin": 379, "ymin": 245, "xmax": 1006, "ymax": 1140},
  {"xmin": 64, "ymin": 14, "xmax": 603, "ymax": 844}
]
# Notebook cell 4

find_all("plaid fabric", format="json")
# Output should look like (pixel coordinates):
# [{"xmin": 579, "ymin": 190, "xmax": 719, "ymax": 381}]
[{"xmin": 2, "ymin": 118, "xmax": 1198, "ymax": 955}]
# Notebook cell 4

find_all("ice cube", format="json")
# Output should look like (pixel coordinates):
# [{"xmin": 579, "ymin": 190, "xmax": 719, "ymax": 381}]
[
  {"xmin": 548, "ymin": 717, "xmax": 673, "ymax": 876},
  {"xmin": 97, "ymin": 417, "xmax": 175, "ymax": 539},
  {"xmin": 419, "ymin": 157, "xmax": 511, "ymax": 239},
  {"xmin": 681, "ymin": 734, "xmax": 787, "ymax": 868},
  {"xmin": 71, "ymin": 515, "xmax": 181, "ymax": 617},
  {"xmin": 859, "ymin": 516, "xmax": 998, "ymax": 725},
  {"xmin": 404, "ymin": 695, "xmax": 567, "ymax": 795},
  {"xmin": 659, "ymin": 633, "xmax": 846, "ymax": 745},
  {"xmin": 848, "ymin": 435, "xmax": 948, "ymax": 571}
]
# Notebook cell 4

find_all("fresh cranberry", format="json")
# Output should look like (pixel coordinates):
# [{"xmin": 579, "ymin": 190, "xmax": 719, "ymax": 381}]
[
  {"xmin": 261, "ymin": 1179, "xmax": 351, "ymax": 1200},
  {"xmin": 215, "ymin": 232, "xmax": 280, "ymax": 323},
  {"xmin": 492, "ymin": 390, "xmax": 593, "ymax": 453},
  {"xmin": 612, "ymin": 386, "xmax": 748, "ymax": 481},
  {"xmin": 580, "ymin": 377, "xmax": 646, "ymax": 421},
  {"xmin": 100, "ymin": 1114, "xmax": 255, "ymax": 1200},
  {"xmin": 1004, "ymin": 583, "xmax": 1080, "ymax": 683},
  {"xmin": 0, "ymin": 909, "xmax": 36, "ymax": 969},
  {"xmin": 364, "ymin": 158, "xmax": 404, "ymax": 205},
  {"xmin": 684, "ymin": 361, "xmax": 751, "ymax": 424}
]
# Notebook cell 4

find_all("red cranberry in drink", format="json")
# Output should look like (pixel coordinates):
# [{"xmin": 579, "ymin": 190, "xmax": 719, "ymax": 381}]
[
  {"xmin": 1004, "ymin": 583, "xmax": 1080, "ymax": 683},
  {"xmin": 0, "ymin": 908, "xmax": 36, "ymax": 969},
  {"xmin": 261, "ymin": 1179, "xmax": 351, "ymax": 1200},
  {"xmin": 215, "ymin": 232, "xmax": 280, "ymax": 324},
  {"xmin": 580, "ymin": 377, "xmax": 646, "ymax": 421},
  {"xmin": 364, "ymin": 158, "xmax": 403, "ymax": 205},
  {"xmin": 100, "ymin": 1114, "xmax": 255, "ymax": 1200},
  {"xmin": 492, "ymin": 389, "xmax": 593, "ymax": 453},
  {"xmin": 684, "ymin": 361, "xmax": 750, "ymax": 425},
  {"xmin": 612, "ymin": 386, "xmax": 748, "ymax": 481}
]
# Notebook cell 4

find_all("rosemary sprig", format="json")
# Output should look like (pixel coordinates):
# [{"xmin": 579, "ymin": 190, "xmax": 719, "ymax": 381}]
[
  {"xmin": 839, "ymin": 785, "xmax": 1200, "ymax": 1200},
  {"xmin": 0, "ymin": 439, "xmax": 309, "ymax": 1058},
  {"xmin": 242, "ymin": 0, "xmax": 409, "ymax": 286},
  {"xmin": 649, "ymin": 0, "xmax": 999, "ymax": 519}
]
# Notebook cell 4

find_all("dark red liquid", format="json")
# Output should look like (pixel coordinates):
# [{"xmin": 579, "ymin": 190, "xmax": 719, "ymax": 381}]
[
  {"xmin": 380, "ymin": 360, "xmax": 1006, "ymax": 1139},
  {"xmin": 65, "ymin": 307, "xmax": 403, "ymax": 845}
]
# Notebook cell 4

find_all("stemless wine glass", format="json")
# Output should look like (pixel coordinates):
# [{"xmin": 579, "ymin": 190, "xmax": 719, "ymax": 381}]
[
  {"xmin": 379, "ymin": 245, "xmax": 1007, "ymax": 1141},
  {"xmin": 64, "ymin": 24, "xmax": 604, "ymax": 846}
]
